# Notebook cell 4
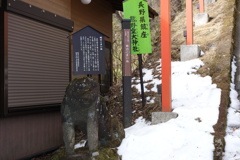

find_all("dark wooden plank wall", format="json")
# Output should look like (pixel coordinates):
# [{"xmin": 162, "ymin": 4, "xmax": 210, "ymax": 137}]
[{"xmin": 0, "ymin": 111, "xmax": 62, "ymax": 160}]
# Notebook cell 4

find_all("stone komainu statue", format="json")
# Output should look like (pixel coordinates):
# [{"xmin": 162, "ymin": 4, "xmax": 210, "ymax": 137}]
[{"xmin": 61, "ymin": 77, "xmax": 100, "ymax": 154}]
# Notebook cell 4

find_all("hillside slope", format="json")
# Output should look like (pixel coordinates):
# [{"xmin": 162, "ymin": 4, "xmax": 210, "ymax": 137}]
[{"xmin": 129, "ymin": 0, "xmax": 236, "ymax": 159}]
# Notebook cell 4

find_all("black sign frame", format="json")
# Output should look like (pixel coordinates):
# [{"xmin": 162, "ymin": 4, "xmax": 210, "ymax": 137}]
[{"xmin": 72, "ymin": 26, "xmax": 107, "ymax": 75}]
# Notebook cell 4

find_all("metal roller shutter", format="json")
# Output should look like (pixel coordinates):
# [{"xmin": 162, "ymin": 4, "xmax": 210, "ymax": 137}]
[{"xmin": 8, "ymin": 13, "xmax": 69, "ymax": 108}]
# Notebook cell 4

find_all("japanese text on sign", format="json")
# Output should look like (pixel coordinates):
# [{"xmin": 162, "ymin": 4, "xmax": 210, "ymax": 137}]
[
  {"xmin": 72, "ymin": 26, "xmax": 106, "ymax": 75},
  {"xmin": 80, "ymin": 36, "xmax": 101, "ymax": 72},
  {"xmin": 123, "ymin": 0, "xmax": 152, "ymax": 54},
  {"xmin": 123, "ymin": 29, "xmax": 131, "ymax": 76}
]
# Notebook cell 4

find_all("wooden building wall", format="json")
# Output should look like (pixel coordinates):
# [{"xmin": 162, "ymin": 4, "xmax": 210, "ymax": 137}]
[
  {"xmin": 0, "ymin": 111, "xmax": 62, "ymax": 160},
  {"xmin": 0, "ymin": 0, "xmax": 114, "ymax": 159},
  {"xmin": 21, "ymin": 0, "xmax": 113, "ymax": 81},
  {"xmin": 22, "ymin": 0, "xmax": 113, "ymax": 41},
  {"xmin": 71, "ymin": 0, "xmax": 113, "ymax": 41},
  {"xmin": 21, "ymin": 0, "xmax": 71, "ymax": 19}
]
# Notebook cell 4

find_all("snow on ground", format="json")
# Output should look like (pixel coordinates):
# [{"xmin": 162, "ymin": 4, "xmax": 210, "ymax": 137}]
[
  {"xmin": 117, "ymin": 58, "xmax": 236, "ymax": 160},
  {"xmin": 223, "ymin": 58, "xmax": 240, "ymax": 160},
  {"xmin": 132, "ymin": 60, "xmax": 161, "ymax": 94}
]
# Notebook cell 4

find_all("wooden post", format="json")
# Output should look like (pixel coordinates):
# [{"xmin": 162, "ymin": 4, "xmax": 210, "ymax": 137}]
[
  {"xmin": 138, "ymin": 54, "xmax": 146, "ymax": 108},
  {"xmin": 160, "ymin": 0, "xmax": 172, "ymax": 112},
  {"xmin": 122, "ymin": 19, "xmax": 132, "ymax": 128},
  {"xmin": 199, "ymin": 0, "xmax": 204, "ymax": 13},
  {"xmin": 186, "ymin": 0, "xmax": 193, "ymax": 45}
]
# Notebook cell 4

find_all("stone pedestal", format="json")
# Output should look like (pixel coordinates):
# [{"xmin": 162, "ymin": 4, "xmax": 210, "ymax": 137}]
[
  {"xmin": 151, "ymin": 112, "xmax": 178, "ymax": 125},
  {"xmin": 194, "ymin": 13, "xmax": 209, "ymax": 26},
  {"xmin": 205, "ymin": 0, "xmax": 216, "ymax": 4},
  {"xmin": 180, "ymin": 45, "xmax": 201, "ymax": 61}
]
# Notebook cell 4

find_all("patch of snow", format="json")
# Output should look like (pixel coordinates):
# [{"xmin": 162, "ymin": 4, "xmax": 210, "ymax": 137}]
[
  {"xmin": 118, "ymin": 59, "xmax": 221, "ymax": 160},
  {"xmin": 74, "ymin": 140, "xmax": 87, "ymax": 149},
  {"xmin": 223, "ymin": 57, "xmax": 240, "ymax": 160}
]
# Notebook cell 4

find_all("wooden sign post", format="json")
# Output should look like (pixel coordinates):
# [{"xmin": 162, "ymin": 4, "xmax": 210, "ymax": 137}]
[
  {"xmin": 123, "ymin": 0, "xmax": 152, "ymax": 108},
  {"xmin": 160, "ymin": 0, "xmax": 172, "ymax": 112},
  {"xmin": 122, "ymin": 19, "xmax": 132, "ymax": 128}
]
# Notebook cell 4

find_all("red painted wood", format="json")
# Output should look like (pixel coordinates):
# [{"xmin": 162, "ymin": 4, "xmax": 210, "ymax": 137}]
[
  {"xmin": 186, "ymin": 0, "xmax": 193, "ymax": 45},
  {"xmin": 199, "ymin": 0, "xmax": 205, "ymax": 13},
  {"xmin": 160, "ymin": 0, "xmax": 172, "ymax": 112}
]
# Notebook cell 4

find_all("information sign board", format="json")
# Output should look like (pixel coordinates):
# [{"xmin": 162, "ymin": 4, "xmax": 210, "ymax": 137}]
[
  {"xmin": 72, "ymin": 26, "xmax": 106, "ymax": 75},
  {"xmin": 123, "ymin": 0, "xmax": 152, "ymax": 54}
]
